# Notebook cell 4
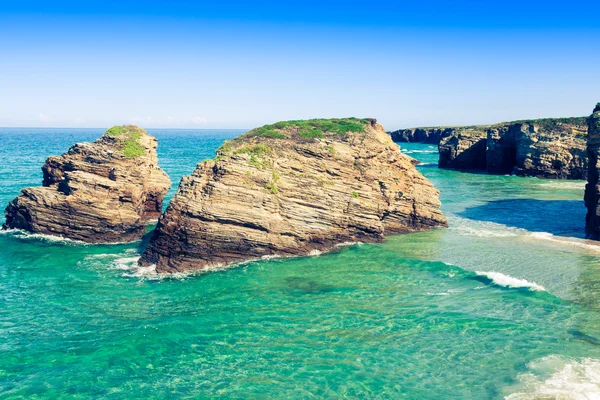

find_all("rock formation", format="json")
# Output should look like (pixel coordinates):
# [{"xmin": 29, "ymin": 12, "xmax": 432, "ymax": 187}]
[
  {"xmin": 585, "ymin": 104, "xmax": 600, "ymax": 240},
  {"xmin": 438, "ymin": 128, "xmax": 488, "ymax": 170},
  {"xmin": 390, "ymin": 118, "xmax": 588, "ymax": 179},
  {"xmin": 140, "ymin": 118, "xmax": 447, "ymax": 273},
  {"xmin": 4, "ymin": 125, "xmax": 171, "ymax": 243},
  {"xmin": 389, "ymin": 127, "xmax": 457, "ymax": 144}
]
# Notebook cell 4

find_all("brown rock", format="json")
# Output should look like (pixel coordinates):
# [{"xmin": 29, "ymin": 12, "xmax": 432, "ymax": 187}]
[
  {"xmin": 585, "ymin": 104, "xmax": 600, "ymax": 240},
  {"xmin": 3, "ymin": 125, "xmax": 171, "ymax": 243},
  {"xmin": 140, "ymin": 118, "xmax": 447, "ymax": 273}
]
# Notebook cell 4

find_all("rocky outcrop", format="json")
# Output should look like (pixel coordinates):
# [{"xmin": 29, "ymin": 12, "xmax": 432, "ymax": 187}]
[
  {"xmin": 486, "ymin": 120, "xmax": 587, "ymax": 178},
  {"xmin": 140, "ymin": 118, "xmax": 447, "ymax": 273},
  {"xmin": 438, "ymin": 128, "xmax": 488, "ymax": 170},
  {"xmin": 389, "ymin": 127, "xmax": 457, "ymax": 144},
  {"xmin": 3, "ymin": 125, "xmax": 171, "ymax": 243},
  {"xmin": 390, "ymin": 118, "xmax": 587, "ymax": 179},
  {"xmin": 585, "ymin": 104, "xmax": 600, "ymax": 240}
]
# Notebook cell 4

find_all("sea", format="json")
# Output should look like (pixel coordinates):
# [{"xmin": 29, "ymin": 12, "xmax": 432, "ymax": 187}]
[{"xmin": 1, "ymin": 128, "xmax": 600, "ymax": 399}]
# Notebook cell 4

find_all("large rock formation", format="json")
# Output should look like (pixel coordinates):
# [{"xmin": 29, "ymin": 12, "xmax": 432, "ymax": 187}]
[
  {"xmin": 585, "ymin": 104, "xmax": 600, "ymax": 240},
  {"xmin": 389, "ymin": 127, "xmax": 457, "ymax": 144},
  {"xmin": 140, "ymin": 118, "xmax": 447, "ymax": 273},
  {"xmin": 4, "ymin": 125, "xmax": 171, "ymax": 243},
  {"xmin": 438, "ymin": 127, "xmax": 488, "ymax": 170},
  {"xmin": 390, "ymin": 118, "xmax": 588, "ymax": 179},
  {"xmin": 486, "ymin": 120, "xmax": 587, "ymax": 178}
]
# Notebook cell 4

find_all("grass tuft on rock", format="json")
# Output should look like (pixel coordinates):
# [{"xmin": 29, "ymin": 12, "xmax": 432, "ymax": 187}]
[
  {"xmin": 244, "ymin": 118, "xmax": 369, "ymax": 141},
  {"xmin": 105, "ymin": 125, "xmax": 146, "ymax": 158}
]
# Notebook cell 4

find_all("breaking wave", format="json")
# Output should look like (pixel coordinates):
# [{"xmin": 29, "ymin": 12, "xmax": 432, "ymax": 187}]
[{"xmin": 475, "ymin": 271, "xmax": 546, "ymax": 291}]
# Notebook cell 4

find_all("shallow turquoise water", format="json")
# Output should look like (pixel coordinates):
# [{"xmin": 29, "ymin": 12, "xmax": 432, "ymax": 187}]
[{"xmin": 2, "ymin": 131, "xmax": 600, "ymax": 399}]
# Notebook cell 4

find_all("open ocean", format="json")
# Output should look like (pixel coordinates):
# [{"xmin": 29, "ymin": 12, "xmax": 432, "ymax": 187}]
[{"xmin": 2, "ymin": 128, "xmax": 600, "ymax": 399}]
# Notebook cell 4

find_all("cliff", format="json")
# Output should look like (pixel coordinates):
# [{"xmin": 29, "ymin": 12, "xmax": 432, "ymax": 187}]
[
  {"xmin": 438, "ymin": 128, "xmax": 488, "ymax": 170},
  {"xmin": 140, "ymin": 118, "xmax": 447, "ymax": 273},
  {"xmin": 3, "ymin": 125, "xmax": 171, "ymax": 243},
  {"xmin": 390, "ymin": 118, "xmax": 588, "ymax": 179},
  {"xmin": 585, "ymin": 104, "xmax": 600, "ymax": 239},
  {"xmin": 389, "ymin": 127, "xmax": 457, "ymax": 144}
]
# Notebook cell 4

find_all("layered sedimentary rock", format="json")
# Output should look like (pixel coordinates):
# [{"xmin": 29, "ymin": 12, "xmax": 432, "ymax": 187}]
[
  {"xmin": 585, "ymin": 104, "xmax": 600, "ymax": 240},
  {"xmin": 389, "ymin": 127, "xmax": 457, "ymax": 144},
  {"xmin": 438, "ymin": 128, "xmax": 488, "ymax": 170},
  {"xmin": 486, "ymin": 120, "xmax": 587, "ymax": 178},
  {"xmin": 140, "ymin": 118, "xmax": 447, "ymax": 273},
  {"xmin": 4, "ymin": 125, "xmax": 171, "ymax": 243},
  {"xmin": 390, "ymin": 118, "xmax": 588, "ymax": 179}
]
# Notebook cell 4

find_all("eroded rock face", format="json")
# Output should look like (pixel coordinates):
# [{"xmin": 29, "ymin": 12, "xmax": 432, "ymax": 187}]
[
  {"xmin": 486, "ymin": 120, "xmax": 587, "ymax": 178},
  {"xmin": 438, "ymin": 128, "xmax": 488, "ymax": 170},
  {"xmin": 400, "ymin": 118, "xmax": 588, "ymax": 178},
  {"xmin": 4, "ymin": 125, "xmax": 171, "ymax": 243},
  {"xmin": 585, "ymin": 104, "xmax": 600, "ymax": 240},
  {"xmin": 140, "ymin": 118, "xmax": 447, "ymax": 273},
  {"xmin": 389, "ymin": 127, "xmax": 456, "ymax": 144}
]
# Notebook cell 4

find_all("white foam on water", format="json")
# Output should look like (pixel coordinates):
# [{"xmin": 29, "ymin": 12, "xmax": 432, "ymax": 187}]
[
  {"xmin": 416, "ymin": 162, "xmax": 435, "ymax": 166},
  {"xmin": 538, "ymin": 181, "xmax": 586, "ymax": 190},
  {"xmin": 506, "ymin": 355, "xmax": 600, "ymax": 400},
  {"xmin": 261, "ymin": 254, "xmax": 281, "ymax": 260},
  {"xmin": 475, "ymin": 271, "xmax": 546, "ymax": 291},
  {"xmin": 0, "ymin": 228, "xmax": 139, "ymax": 245},
  {"xmin": 0, "ymin": 228, "xmax": 88, "ymax": 245},
  {"xmin": 527, "ymin": 232, "xmax": 600, "ymax": 252},
  {"xmin": 308, "ymin": 249, "xmax": 323, "ymax": 256},
  {"xmin": 401, "ymin": 149, "xmax": 438, "ymax": 154},
  {"xmin": 448, "ymin": 217, "xmax": 523, "ymax": 238},
  {"xmin": 335, "ymin": 241, "xmax": 363, "ymax": 247}
]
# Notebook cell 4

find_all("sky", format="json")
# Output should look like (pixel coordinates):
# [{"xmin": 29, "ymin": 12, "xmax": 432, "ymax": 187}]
[{"xmin": 1, "ymin": 1, "xmax": 599, "ymax": 130}]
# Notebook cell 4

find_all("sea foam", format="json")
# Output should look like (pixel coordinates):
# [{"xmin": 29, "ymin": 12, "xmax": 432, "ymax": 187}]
[
  {"xmin": 475, "ymin": 271, "xmax": 546, "ymax": 291},
  {"xmin": 506, "ymin": 355, "xmax": 600, "ymax": 400}
]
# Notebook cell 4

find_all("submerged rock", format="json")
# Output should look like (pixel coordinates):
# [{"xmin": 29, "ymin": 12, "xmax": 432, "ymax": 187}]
[
  {"xmin": 3, "ymin": 125, "xmax": 171, "ymax": 243},
  {"xmin": 140, "ymin": 118, "xmax": 447, "ymax": 273},
  {"xmin": 585, "ymin": 104, "xmax": 600, "ymax": 240}
]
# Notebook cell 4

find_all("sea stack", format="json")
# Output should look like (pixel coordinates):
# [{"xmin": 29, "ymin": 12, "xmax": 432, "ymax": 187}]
[
  {"xmin": 3, "ymin": 125, "xmax": 171, "ymax": 243},
  {"xmin": 140, "ymin": 118, "xmax": 447, "ymax": 273},
  {"xmin": 585, "ymin": 104, "xmax": 600, "ymax": 240}
]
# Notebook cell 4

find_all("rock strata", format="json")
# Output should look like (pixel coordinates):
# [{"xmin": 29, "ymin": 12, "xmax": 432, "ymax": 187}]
[
  {"xmin": 585, "ymin": 104, "xmax": 600, "ymax": 240},
  {"xmin": 390, "ymin": 118, "xmax": 588, "ymax": 179},
  {"xmin": 4, "ymin": 125, "xmax": 171, "ymax": 243},
  {"xmin": 140, "ymin": 118, "xmax": 447, "ymax": 273},
  {"xmin": 438, "ymin": 128, "xmax": 488, "ymax": 170}
]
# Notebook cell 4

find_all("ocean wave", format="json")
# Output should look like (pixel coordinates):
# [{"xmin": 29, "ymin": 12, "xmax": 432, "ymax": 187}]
[
  {"xmin": 0, "ymin": 228, "xmax": 88, "ymax": 245},
  {"xmin": 506, "ymin": 355, "xmax": 600, "ymax": 399},
  {"xmin": 475, "ymin": 271, "xmax": 546, "ymax": 291},
  {"xmin": 0, "ymin": 228, "xmax": 139, "ymax": 246}
]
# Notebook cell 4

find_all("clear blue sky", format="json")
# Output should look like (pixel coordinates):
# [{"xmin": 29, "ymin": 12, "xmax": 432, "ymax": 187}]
[{"xmin": 1, "ymin": 1, "xmax": 599, "ymax": 130}]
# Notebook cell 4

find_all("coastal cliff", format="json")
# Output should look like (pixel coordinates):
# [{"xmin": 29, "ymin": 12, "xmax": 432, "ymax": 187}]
[
  {"xmin": 3, "ymin": 125, "xmax": 171, "ymax": 243},
  {"xmin": 391, "ymin": 118, "xmax": 587, "ymax": 179},
  {"xmin": 585, "ymin": 104, "xmax": 600, "ymax": 240},
  {"xmin": 140, "ymin": 118, "xmax": 447, "ymax": 273},
  {"xmin": 389, "ymin": 127, "xmax": 457, "ymax": 144}
]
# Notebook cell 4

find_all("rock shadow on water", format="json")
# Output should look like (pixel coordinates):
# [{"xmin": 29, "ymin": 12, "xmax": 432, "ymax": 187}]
[{"xmin": 458, "ymin": 199, "xmax": 585, "ymax": 238}]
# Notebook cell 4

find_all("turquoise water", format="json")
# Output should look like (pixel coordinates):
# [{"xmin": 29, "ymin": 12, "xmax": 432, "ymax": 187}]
[{"xmin": 2, "ymin": 131, "xmax": 600, "ymax": 399}]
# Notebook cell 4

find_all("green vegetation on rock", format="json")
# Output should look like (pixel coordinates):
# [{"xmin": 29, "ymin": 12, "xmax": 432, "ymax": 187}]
[
  {"xmin": 105, "ymin": 125, "xmax": 145, "ymax": 158},
  {"xmin": 245, "ymin": 118, "xmax": 369, "ymax": 141}
]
